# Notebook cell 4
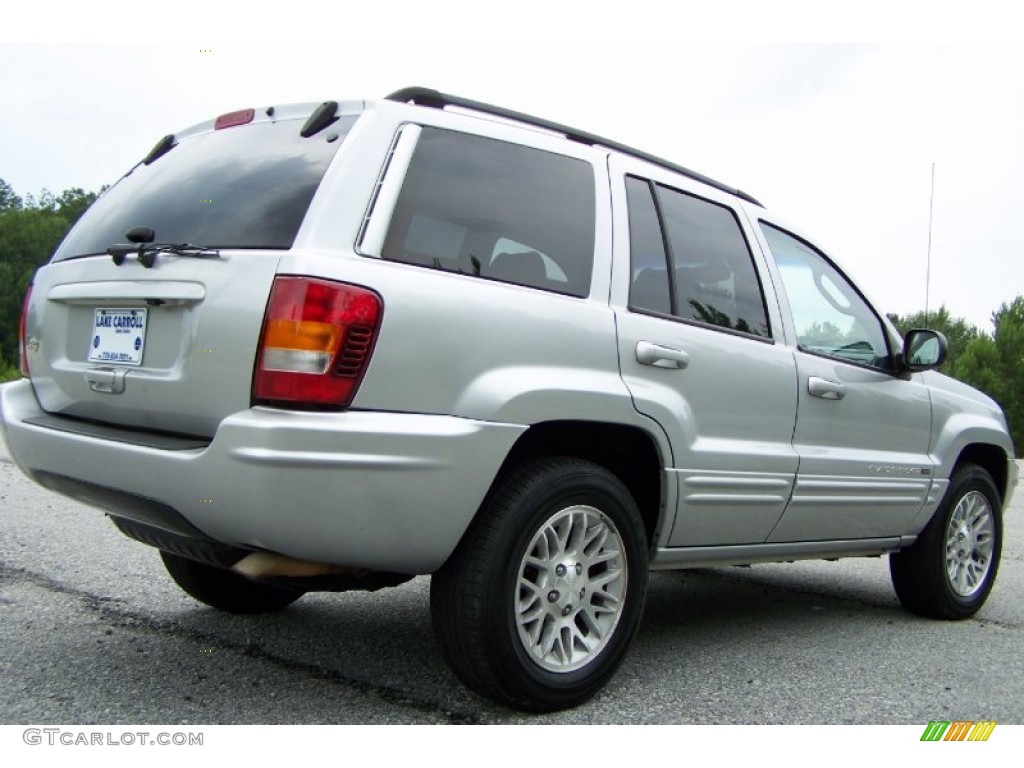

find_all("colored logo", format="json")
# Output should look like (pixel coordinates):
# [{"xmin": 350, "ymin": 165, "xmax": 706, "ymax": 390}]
[{"xmin": 921, "ymin": 721, "xmax": 997, "ymax": 742}]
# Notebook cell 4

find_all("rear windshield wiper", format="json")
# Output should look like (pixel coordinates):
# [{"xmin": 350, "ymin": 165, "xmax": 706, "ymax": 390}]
[
  {"xmin": 107, "ymin": 227, "xmax": 220, "ymax": 268},
  {"xmin": 107, "ymin": 242, "xmax": 221, "ymax": 268}
]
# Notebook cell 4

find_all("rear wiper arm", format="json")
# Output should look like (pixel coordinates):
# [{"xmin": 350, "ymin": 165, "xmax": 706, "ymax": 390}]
[
  {"xmin": 107, "ymin": 226, "xmax": 220, "ymax": 268},
  {"xmin": 107, "ymin": 242, "xmax": 221, "ymax": 268}
]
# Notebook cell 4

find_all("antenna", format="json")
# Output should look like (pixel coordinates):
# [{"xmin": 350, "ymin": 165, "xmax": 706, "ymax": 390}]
[{"xmin": 925, "ymin": 162, "xmax": 935, "ymax": 324}]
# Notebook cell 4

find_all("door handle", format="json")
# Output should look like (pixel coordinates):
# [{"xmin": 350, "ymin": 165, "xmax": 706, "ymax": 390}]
[
  {"xmin": 636, "ymin": 341, "xmax": 689, "ymax": 369},
  {"xmin": 807, "ymin": 376, "xmax": 846, "ymax": 400}
]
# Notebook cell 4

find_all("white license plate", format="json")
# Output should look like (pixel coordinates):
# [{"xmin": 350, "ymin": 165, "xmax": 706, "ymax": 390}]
[{"xmin": 87, "ymin": 308, "xmax": 148, "ymax": 366}]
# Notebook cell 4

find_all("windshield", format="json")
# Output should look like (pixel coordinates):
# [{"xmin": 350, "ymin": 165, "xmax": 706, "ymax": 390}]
[{"xmin": 53, "ymin": 116, "xmax": 356, "ymax": 261}]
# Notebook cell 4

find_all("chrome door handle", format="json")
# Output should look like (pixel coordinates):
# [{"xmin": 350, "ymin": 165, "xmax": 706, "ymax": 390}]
[
  {"xmin": 807, "ymin": 376, "xmax": 846, "ymax": 400},
  {"xmin": 636, "ymin": 341, "xmax": 689, "ymax": 369}
]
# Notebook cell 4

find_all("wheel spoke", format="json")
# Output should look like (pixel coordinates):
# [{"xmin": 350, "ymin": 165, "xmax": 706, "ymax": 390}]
[
  {"xmin": 947, "ymin": 560, "xmax": 959, "ymax": 586},
  {"xmin": 518, "ymin": 589, "xmax": 544, "ymax": 622},
  {"xmin": 542, "ymin": 526, "xmax": 559, "ymax": 560},
  {"xmin": 584, "ymin": 522, "xmax": 608, "ymax": 555},
  {"xmin": 524, "ymin": 555, "xmax": 550, "ymax": 572},
  {"xmin": 591, "ymin": 569, "xmax": 623, "ymax": 592},
  {"xmin": 966, "ymin": 563, "xmax": 983, "ymax": 590},
  {"xmin": 577, "ymin": 605, "xmax": 605, "ymax": 641},
  {"xmin": 555, "ymin": 517, "xmax": 571, "ymax": 554},
  {"xmin": 970, "ymin": 510, "xmax": 990, "ymax": 532},
  {"xmin": 592, "ymin": 588, "xmax": 620, "ymax": 609},
  {"xmin": 566, "ymin": 512, "xmax": 587, "ymax": 553},
  {"xmin": 957, "ymin": 563, "xmax": 970, "ymax": 593},
  {"xmin": 571, "ymin": 622, "xmax": 599, "ymax": 655},
  {"xmin": 587, "ymin": 549, "xmax": 621, "ymax": 567},
  {"xmin": 555, "ymin": 627, "xmax": 574, "ymax": 663}
]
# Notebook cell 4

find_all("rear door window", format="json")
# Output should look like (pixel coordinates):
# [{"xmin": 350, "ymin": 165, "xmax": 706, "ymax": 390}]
[
  {"xmin": 626, "ymin": 175, "xmax": 770, "ymax": 338},
  {"xmin": 381, "ymin": 127, "xmax": 596, "ymax": 296}
]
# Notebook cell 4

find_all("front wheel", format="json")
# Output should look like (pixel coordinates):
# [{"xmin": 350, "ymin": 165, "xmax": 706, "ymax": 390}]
[
  {"xmin": 890, "ymin": 463, "xmax": 1003, "ymax": 619},
  {"xmin": 430, "ymin": 457, "xmax": 648, "ymax": 712}
]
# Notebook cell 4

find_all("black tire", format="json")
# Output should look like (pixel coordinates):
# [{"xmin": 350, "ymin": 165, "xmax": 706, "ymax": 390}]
[
  {"xmin": 890, "ymin": 463, "xmax": 1002, "ymax": 620},
  {"xmin": 430, "ymin": 457, "xmax": 648, "ymax": 712},
  {"xmin": 160, "ymin": 551, "xmax": 304, "ymax": 614}
]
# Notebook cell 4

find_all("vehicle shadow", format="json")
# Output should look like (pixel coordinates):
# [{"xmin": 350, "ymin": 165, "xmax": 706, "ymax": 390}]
[{"xmin": 144, "ymin": 562, "xmax": 910, "ymax": 722}]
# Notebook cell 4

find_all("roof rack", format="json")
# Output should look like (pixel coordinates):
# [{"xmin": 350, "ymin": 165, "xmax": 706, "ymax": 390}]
[{"xmin": 385, "ymin": 87, "xmax": 762, "ymax": 207}]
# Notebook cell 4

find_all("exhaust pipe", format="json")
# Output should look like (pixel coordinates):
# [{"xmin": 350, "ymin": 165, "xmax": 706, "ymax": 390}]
[{"xmin": 232, "ymin": 552, "xmax": 367, "ymax": 580}]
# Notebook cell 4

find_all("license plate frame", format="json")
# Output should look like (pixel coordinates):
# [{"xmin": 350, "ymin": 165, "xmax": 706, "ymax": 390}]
[{"xmin": 87, "ymin": 308, "xmax": 148, "ymax": 367}]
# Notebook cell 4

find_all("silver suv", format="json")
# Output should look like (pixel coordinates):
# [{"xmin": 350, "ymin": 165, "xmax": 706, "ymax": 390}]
[{"xmin": 1, "ymin": 88, "xmax": 1016, "ymax": 712}]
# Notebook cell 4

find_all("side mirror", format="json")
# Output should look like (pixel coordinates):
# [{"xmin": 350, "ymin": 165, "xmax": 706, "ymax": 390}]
[{"xmin": 902, "ymin": 329, "xmax": 948, "ymax": 372}]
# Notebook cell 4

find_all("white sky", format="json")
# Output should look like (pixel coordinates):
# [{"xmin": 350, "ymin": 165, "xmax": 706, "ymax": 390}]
[{"xmin": 2, "ymin": 4, "xmax": 1022, "ymax": 331}]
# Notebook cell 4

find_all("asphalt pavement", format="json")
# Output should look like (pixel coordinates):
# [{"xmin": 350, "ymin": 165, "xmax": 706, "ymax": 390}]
[{"xmin": 2, "ymin": 436, "xmax": 1021, "ymax": 724}]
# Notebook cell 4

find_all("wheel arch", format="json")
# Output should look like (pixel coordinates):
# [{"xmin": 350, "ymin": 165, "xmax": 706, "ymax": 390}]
[
  {"xmin": 478, "ymin": 420, "xmax": 668, "ymax": 551},
  {"xmin": 890, "ymin": 459, "xmax": 1004, "ymax": 619},
  {"xmin": 954, "ymin": 443, "xmax": 1010, "ymax": 503}
]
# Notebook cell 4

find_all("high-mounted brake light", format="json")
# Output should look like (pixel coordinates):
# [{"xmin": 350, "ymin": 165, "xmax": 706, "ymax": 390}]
[
  {"xmin": 18, "ymin": 285, "xmax": 32, "ymax": 377},
  {"xmin": 254, "ymin": 277, "xmax": 382, "ymax": 407},
  {"xmin": 214, "ymin": 108, "xmax": 255, "ymax": 130}
]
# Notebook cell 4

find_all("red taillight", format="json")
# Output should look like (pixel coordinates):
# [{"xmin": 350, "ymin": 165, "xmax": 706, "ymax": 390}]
[
  {"xmin": 253, "ymin": 277, "xmax": 382, "ymax": 407},
  {"xmin": 18, "ymin": 285, "xmax": 32, "ymax": 377}
]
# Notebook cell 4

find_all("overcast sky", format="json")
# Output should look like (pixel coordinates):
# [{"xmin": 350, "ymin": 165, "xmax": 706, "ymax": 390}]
[{"xmin": 3, "ymin": 10, "xmax": 1022, "ymax": 331}]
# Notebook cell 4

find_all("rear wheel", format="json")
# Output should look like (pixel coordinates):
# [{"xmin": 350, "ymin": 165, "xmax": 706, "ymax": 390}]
[
  {"xmin": 160, "ymin": 551, "xmax": 304, "ymax": 614},
  {"xmin": 890, "ymin": 463, "xmax": 1002, "ymax": 619},
  {"xmin": 431, "ymin": 457, "xmax": 648, "ymax": 712}
]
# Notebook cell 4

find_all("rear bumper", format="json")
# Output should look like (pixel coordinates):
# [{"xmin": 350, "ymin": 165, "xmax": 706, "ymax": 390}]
[{"xmin": 1, "ymin": 378, "xmax": 525, "ymax": 573}]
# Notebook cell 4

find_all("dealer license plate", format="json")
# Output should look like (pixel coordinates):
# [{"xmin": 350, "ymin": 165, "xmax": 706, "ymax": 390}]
[{"xmin": 87, "ymin": 308, "xmax": 148, "ymax": 366}]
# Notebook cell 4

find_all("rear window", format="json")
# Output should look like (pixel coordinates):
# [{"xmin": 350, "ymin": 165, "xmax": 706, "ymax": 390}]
[
  {"xmin": 381, "ymin": 127, "xmax": 595, "ymax": 296},
  {"xmin": 53, "ymin": 116, "xmax": 355, "ymax": 261}
]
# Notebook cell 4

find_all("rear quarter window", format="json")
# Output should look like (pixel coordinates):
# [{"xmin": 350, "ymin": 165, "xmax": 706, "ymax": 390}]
[{"xmin": 381, "ymin": 127, "xmax": 596, "ymax": 297}]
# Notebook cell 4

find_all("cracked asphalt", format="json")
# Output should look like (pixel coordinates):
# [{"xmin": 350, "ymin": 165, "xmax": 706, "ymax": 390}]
[{"xmin": 2, "ymin": 436, "xmax": 1022, "ymax": 724}]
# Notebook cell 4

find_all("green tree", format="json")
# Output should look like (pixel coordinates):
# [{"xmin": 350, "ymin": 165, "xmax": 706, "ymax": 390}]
[
  {"xmin": 0, "ymin": 179, "xmax": 22, "ymax": 212},
  {"xmin": 887, "ymin": 305, "xmax": 981, "ymax": 377},
  {"xmin": 54, "ymin": 187, "xmax": 99, "ymax": 225},
  {"xmin": 954, "ymin": 297, "xmax": 1024, "ymax": 452},
  {"xmin": 0, "ymin": 179, "xmax": 98, "ymax": 376}
]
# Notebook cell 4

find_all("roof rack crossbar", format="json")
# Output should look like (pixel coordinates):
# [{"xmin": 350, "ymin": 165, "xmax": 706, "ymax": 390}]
[{"xmin": 385, "ymin": 87, "xmax": 762, "ymax": 207}]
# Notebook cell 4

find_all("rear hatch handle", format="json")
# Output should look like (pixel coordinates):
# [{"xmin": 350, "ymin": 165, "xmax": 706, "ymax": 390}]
[{"xmin": 85, "ymin": 367, "xmax": 127, "ymax": 395}]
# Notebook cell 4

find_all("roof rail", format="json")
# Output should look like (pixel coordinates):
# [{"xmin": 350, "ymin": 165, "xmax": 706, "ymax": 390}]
[{"xmin": 385, "ymin": 87, "xmax": 762, "ymax": 207}]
